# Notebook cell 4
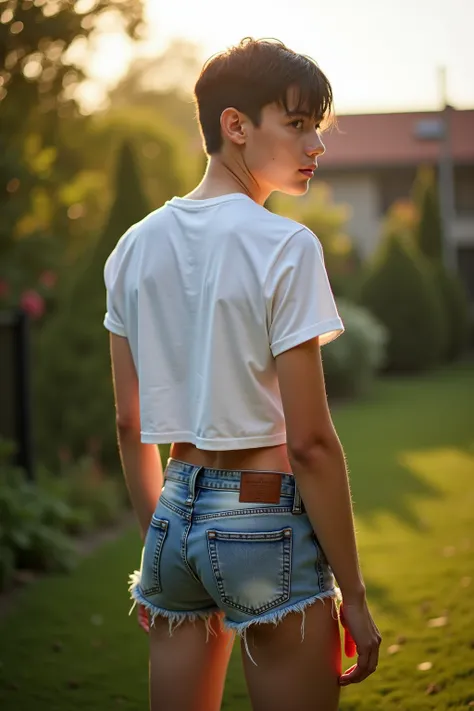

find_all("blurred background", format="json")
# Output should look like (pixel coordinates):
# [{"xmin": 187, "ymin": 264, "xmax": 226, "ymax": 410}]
[{"xmin": 0, "ymin": 1, "xmax": 473, "ymax": 709}]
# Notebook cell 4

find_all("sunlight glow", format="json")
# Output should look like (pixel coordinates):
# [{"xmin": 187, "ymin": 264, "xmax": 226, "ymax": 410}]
[
  {"xmin": 399, "ymin": 448, "xmax": 474, "ymax": 492},
  {"xmin": 82, "ymin": 0, "xmax": 474, "ymax": 113}
]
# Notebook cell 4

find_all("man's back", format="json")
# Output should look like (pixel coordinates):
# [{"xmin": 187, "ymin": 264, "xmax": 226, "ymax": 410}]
[{"xmin": 104, "ymin": 192, "xmax": 342, "ymax": 453}]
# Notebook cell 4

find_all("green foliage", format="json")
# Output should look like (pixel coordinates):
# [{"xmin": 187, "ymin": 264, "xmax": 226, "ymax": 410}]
[
  {"xmin": 0, "ymin": 437, "xmax": 128, "ymax": 591},
  {"xmin": 0, "ymin": 118, "xmax": 99, "ymax": 317},
  {"xmin": 327, "ymin": 255, "xmax": 364, "ymax": 302},
  {"xmin": 38, "ymin": 456, "xmax": 128, "ymax": 534},
  {"xmin": 0, "ymin": 138, "xmax": 54, "ymax": 319},
  {"xmin": 359, "ymin": 231, "xmax": 448, "ymax": 372},
  {"xmin": 412, "ymin": 166, "xmax": 444, "ymax": 262},
  {"xmin": 323, "ymin": 299, "xmax": 388, "ymax": 398},
  {"xmin": 0, "ymin": 439, "xmax": 77, "ymax": 591},
  {"xmin": 433, "ymin": 262, "xmax": 471, "ymax": 361},
  {"xmin": 90, "ymin": 108, "xmax": 188, "ymax": 209},
  {"xmin": 110, "ymin": 139, "xmax": 153, "ymax": 218},
  {"xmin": 0, "ymin": 0, "xmax": 144, "ymax": 130},
  {"xmin": 0, "ymin": 140, "xmax": 31, "ymax": 256},
  {"xmin": 0, "ymin": 0, "xmax": 145, "ymax": 321},
  {"xmin": 410, "ymin": 168, "xmax": 471, "ymax": 362},
  {"xmin": 34, "ymin": 141, "xmax": 152, "ymax": 471},
  {"xmin": 1, "ymin": 16, "xmax": 195, "ymax": 326}
]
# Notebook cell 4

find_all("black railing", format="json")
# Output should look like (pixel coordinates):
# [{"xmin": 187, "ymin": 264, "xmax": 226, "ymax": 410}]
[{"xmin": 0, "ymin": 309, "xmax": 35, "ymax": 480}]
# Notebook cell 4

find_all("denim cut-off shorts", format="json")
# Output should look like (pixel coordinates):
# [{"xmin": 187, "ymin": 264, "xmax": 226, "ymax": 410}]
[{"xmin": 129, "ymin": 458, "xmax": 341, "ymax": 665}]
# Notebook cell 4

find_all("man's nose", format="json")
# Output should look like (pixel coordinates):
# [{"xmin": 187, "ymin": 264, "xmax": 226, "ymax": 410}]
[{"xmin": 307, "ymin": 134, "xmax": 325, "ymax": 157}]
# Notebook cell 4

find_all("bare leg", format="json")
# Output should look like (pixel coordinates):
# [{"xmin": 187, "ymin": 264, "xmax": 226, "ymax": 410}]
[
  {"xmin": 149, "ymin": 612, "xmax": 235, "ymax": 711},
  {"xmin": 241, "ymin": 599, "xmax": 341, "ymax": 711}
]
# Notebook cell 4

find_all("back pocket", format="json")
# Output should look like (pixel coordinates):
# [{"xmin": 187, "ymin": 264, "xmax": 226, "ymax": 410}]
[
  {"xmin": 140, "ymin": 516, "xmax": 169, "ymax": 595},
  {"xmin": 207, "ymin": 527, "xmax": 292, "ymax": 615}
]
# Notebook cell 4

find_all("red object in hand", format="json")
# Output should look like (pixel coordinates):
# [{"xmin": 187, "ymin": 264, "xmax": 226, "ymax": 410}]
[
  {"xmin": 138, "ymin": 604, "xmax": 149, "ymax": 633},
  {"xmin": 339, "ymin": 603, "xmax": 357, "ymax": 658}
]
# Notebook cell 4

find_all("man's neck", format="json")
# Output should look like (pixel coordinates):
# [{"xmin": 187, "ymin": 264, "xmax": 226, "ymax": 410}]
[{"xmin": 184, "ymin": 155, "xmax": 270, "ymax": 205}]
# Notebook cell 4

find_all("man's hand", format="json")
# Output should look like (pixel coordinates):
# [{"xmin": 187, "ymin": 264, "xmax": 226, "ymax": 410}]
[
  {"xmin": 138, "ymin": 604, "xmax": 150, "ymax": 633},
  {"xmin": 339, "ymin": 600, "xmax": 382, "ymax": 686}
]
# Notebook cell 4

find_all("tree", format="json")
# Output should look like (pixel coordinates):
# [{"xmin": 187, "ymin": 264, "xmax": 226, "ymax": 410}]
[
  {"xmin": 90, "ymin": 106, "xmax": 190, "ymax": 204},
  {"xmin": 411, "ymin": 167, "xmax": 471, "ymax": 360},
  {"xmin": 359, "ymin": 229, "xmax": 448, "ymax": 372},
  {"xmin": 0, "ymin": 0, "xmax": 144, "ymax": 128},
  {"xmin": 0, "ymin": 136, "xmax": 63, "ymax": 317},
  {"xmin": 1, "ymin": 0, "xmax": 145, "ymax": 313},
  {"xmin": 0, "ymin": 140, "xmax": 30, "ymax": 264},
  {"xmin": 34, "ymin": 141, "xmax": 151, "ymax": 471},
  {"xmin": 432, "ymin": 261, "xmax": 471, "ymax": 361},
  {"xmin": 86, "ymin": 140, "xmax": 151, "ymax": 285},
  {"xmin": 412, "ymin": 166, "xmax": 443, "ymax": 262}
]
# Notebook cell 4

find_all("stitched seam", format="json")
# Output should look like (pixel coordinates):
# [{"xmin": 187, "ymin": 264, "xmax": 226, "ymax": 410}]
[
  {"xmin": 160, "ymin": 496, "xmax": 190, "ymax": 521},
  {"xmin": 194, "ymin": 507, "xmax": 293, "ymax": 521},
  {"xmin": 141, "ymin": 519, "xmax": 168, "ymax": 595},
  {"xmin": 180, "ymin": 521, "xmax": 202, "ymax": 585}
]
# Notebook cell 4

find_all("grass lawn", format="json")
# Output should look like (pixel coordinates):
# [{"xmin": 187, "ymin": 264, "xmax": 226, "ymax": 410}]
[{"xmin": 0, "ymin": 360, "xmax": 473, "ymax": 711}]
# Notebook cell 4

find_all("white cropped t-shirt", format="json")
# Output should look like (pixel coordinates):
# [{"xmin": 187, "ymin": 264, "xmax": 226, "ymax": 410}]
[{"xmin": 103, "ymin": 193, "xmax": 344, "ymax": 450}]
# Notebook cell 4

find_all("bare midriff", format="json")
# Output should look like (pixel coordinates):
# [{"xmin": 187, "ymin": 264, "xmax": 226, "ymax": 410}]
[{"xmin": 170, "ymin": 442, "xmax": 293, "ymax": 475}]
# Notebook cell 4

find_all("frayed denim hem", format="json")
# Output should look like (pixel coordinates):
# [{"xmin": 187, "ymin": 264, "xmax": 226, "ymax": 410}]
[
  {"xmin": 128, "ymin": 570, "xmax": 221, "ymax": 643},
  {"xmin": 223, "ymin": 588, "xmax": 342, "ymax": 667}
]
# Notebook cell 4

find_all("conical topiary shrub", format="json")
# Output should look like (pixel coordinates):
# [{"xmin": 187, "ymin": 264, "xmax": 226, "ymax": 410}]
[
  {"xmin": 359, "ymin": 231, "xmax": 448, "ymax": 372},
  {"xmin": 432, "ymin": 262, "xmax": 471, "ymax": 361},
  {"xmin": 412, "ymin": 166, "xmax": 444, "ymax": 263},
  {"xmin": 411, "ymin": 166, "xmax": 471, "ymax": 361}
]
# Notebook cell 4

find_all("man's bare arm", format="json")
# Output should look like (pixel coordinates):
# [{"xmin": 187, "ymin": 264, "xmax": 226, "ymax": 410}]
[
  {"xmin": 275, "ymin": 336, "xmax": 364, "ymax": 598},
  {"xmin": 109, "ymin": 334, "xmax": 163, "ymax": 540},
  {"xmin": 276, "ymin": 336, "xmax": 381, "ymax": 685}
]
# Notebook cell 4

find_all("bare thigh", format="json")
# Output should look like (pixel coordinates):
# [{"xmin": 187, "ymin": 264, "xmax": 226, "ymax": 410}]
[
  {"xmin": 241, "ymin": 599, "xmax": 341, "ymax": 711},
  {"xmin": 149, "ymin": 612, "xmax": 235, "ymax": 711}
]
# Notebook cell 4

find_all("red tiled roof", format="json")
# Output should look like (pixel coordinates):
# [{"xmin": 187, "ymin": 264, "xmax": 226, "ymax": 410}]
[{"xmin": 319, "ymin": 109, "xmax": 474, "ymax": 169}]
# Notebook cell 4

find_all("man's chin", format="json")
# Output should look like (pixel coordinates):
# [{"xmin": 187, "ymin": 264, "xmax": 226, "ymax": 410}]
[{"xmin": 283, "ymin": 181, "xmax": 310, "ymax": 197}]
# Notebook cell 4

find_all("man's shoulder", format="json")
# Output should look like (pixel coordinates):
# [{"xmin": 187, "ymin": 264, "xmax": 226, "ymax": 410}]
[
  {"xmin": 103, "ymin": 207, "xmax": 161, "ymax": 276},
  {"xmin": 110, "ymin": 204, "xmax": 169, "ymax": 254},
  {"xmin": 235, "ymin": 200, "xmax": 307, "ymax": 242},
  {"xmin": 132, "ymin": 203, "xmax": 170, "ymax": 233}
]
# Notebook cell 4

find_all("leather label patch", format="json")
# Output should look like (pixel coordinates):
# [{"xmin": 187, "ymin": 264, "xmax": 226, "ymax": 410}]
[{"xmin": 239, "ymin": 471, "xmax": 283, "ymax": 504}]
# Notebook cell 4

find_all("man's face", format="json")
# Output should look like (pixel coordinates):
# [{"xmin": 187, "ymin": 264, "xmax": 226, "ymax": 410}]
[{"xmin": 242, "ymin": 91, "xmax": 326, "ymax": 196}]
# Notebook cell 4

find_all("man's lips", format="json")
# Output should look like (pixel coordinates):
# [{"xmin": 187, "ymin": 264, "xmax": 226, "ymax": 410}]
[{"xmin": 299, "ymin": 168, "xmax": 315, "ymax": 177}]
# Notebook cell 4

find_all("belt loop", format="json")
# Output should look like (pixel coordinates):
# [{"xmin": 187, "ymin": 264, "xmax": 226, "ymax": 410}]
[
  {"xmin": 292, "ymin": 481, "xmax": 303, "ymax": 515},
  {"xmin": 185, "ymin": 465, "xmax": 203, "ymax": 506}
]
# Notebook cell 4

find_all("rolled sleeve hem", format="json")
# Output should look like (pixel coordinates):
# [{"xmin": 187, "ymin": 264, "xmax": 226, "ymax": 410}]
[
  {"xmin": 270, "ymin": 318, "xmax": 344, "ymax": 357},
  {"xmin": 103, "ymin": 315, "xmax": 127, "ymax": 337}
]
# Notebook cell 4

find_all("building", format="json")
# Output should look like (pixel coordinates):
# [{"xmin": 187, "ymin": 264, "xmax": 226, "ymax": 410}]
[{"xmin": 316, "ymin": 108, "xmax": 474, "ymax": 299}]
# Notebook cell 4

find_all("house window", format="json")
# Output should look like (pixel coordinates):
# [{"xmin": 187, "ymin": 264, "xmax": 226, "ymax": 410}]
[
  {"xmin": 454, "ymin": 166, "xmax": 474, "ymax": 217},
  {"xmin": 457, "ymin": 246, "xmax": 474, "ymax": 302},
  {"xmin": 377, "ymin": 167, "xmax": 417, "ymax": 214}
]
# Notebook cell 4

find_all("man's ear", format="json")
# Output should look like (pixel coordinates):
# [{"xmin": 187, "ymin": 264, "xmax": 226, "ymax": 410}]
[{"xmin": 220, "ymin": 107, "xmax": 247, "ymax": 146}]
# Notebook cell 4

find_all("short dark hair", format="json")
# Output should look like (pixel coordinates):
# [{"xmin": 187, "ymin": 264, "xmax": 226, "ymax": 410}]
[{"xmin": 194, "ymin": 37, "xmax": 335, "ymax": 155}]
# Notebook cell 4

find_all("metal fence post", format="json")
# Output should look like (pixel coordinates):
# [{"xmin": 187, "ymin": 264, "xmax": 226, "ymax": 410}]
[{"xmin": 0, "ymin": 309, "xmax": 35, "ymax": 481}]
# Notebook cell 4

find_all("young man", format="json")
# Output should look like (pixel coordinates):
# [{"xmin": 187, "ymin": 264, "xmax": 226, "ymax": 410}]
[{"xmin": 104, "ymin": 37, "xmax": 381, "ymax": 711}]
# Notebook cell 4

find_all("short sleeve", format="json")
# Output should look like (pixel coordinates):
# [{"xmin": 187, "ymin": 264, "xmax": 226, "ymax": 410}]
[
  {"xmin": 103, "ymin": 249, "xmax": 127, "ymax": 337},
  {"xmin": 265, "ymin": 228, "xmax": 344, "ymax": 357}
]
